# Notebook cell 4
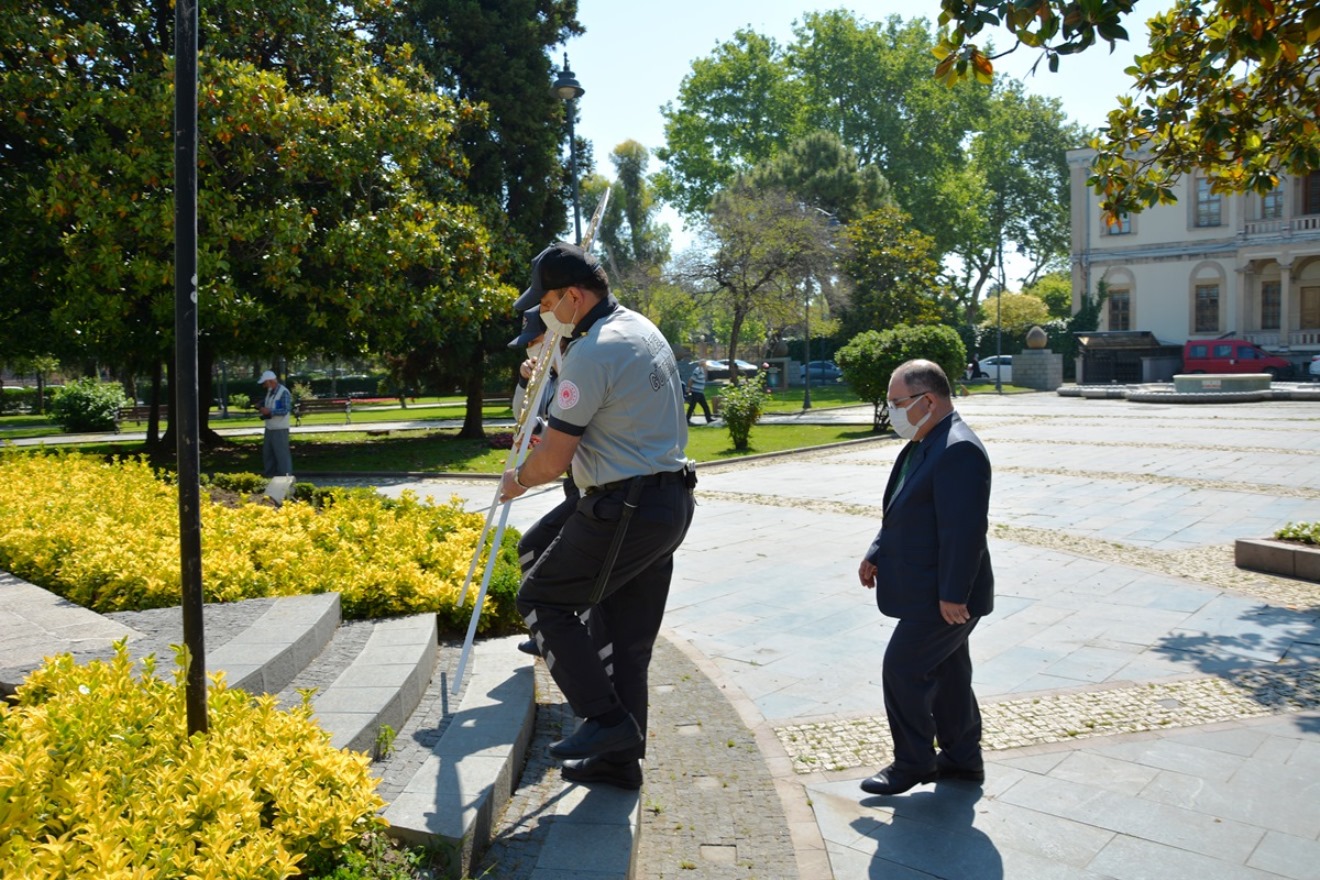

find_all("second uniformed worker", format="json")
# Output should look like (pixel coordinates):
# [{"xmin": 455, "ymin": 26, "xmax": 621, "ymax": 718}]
[{"xmin": 499, "ymin": 241, "xmax": 696, "ymax": 790}]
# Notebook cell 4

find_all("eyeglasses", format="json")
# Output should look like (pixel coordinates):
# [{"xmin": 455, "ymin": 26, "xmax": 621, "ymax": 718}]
[{"xmin": 886, "ymin": 391, "xmax": 928, "ymax": 409}]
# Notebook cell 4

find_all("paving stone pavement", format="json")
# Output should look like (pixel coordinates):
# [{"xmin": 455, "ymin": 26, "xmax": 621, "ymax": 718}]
[{"xmin": 373, "ymin": 391, "xmax": 1320, "ymax": 879}]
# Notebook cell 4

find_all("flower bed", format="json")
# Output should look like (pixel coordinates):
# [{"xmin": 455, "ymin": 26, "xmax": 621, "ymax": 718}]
[{"xmin": 0, "ymin": 450, "xmax": 521, "ymax": 632}]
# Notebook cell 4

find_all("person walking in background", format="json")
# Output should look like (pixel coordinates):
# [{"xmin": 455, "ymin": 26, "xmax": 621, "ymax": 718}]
[
  {"xmin": 257, "ymin": 369, "xmax": 293, "ymax": 478},
  {"xmin": 857, "ymin": 359, "xmax": 994, "ymax": 796},
  {"xmin": 684, "ymin": 355, "xmax": 713, "ymax": 424},
  {"xmin": 499, "ymin": 241, "xmax": 696, "ymax": 791}
]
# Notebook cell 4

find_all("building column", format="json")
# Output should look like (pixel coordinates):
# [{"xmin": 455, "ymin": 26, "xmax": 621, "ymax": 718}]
[
  {"xmin": 1279, "ymin": 258, "xmax": 1294, "ymax": 345},
  {"xmin": 1236, "ymin": 261, "xmax": 1254, "ymax": 335}
]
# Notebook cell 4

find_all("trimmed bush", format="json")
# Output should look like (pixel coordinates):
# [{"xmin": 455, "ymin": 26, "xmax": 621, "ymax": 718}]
[
  {"xmin": 718, "ymin": 375, "xmax": 771, "ymax": 451},
  {"xmin": 48, "ymin": 378, "xmax": 128, "ymax": 432},
  {"xmin": 0, "ymin": 451, "xmax": 523, "ymax": 633},
  {"xmin": 0, "ymin": 641, "xmax": 385, "ymax": 879}
]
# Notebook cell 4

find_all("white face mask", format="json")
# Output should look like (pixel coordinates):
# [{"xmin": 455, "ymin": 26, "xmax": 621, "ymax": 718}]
[
  {"xmin": 525, "ymin": 340, "xmax": 545, "ymax": 362},
  {"xmin": 889, "ymin": 395, "xmax": 932, "ymax": 440},
  {"xmin": 541, "ymin": 292, "xmax": 578, "ymax": 337}
]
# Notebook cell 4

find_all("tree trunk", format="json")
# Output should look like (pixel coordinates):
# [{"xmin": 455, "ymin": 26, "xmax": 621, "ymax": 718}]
[{"xmin": 458, "ymin": 365, "xmax": 486, "ymax": 440}]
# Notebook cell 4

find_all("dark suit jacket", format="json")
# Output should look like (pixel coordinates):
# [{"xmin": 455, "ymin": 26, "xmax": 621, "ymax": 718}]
[{"xmin": 865, "ymin": 411, "xmax": 994, "ymax": 622}]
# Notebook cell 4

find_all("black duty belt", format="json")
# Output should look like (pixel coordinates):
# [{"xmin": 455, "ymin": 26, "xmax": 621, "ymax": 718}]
[{"xmin": 586, "ymin": 469, "xmax": 686, "ymax": 494}]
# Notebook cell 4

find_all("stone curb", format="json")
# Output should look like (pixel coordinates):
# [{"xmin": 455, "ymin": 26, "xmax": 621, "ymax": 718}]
[
  {"xmin": 382, "ymin": 634, "xmax": 536, "ymax": 877},
  {"xmin": 313, "ymin": 613, "xmax": 438, "ymax": 754},
  {"xmin": 210, "ymin": 592, "xmax": 340, "ymax": 694}
]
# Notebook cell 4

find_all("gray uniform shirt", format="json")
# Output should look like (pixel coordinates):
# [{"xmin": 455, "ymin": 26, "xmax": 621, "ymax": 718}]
[{"xmin": 548, "ymin": 302, "xmax": 689, "ymax": 490}]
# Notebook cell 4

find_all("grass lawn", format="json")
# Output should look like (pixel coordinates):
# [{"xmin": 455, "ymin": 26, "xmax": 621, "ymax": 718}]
[{"xmin": 28, "ymin": 422, "xmax": 885, "ymax": 478}]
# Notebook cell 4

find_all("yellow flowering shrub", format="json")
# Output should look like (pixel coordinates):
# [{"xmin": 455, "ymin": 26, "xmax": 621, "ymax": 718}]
[
  {"xmin": 0, "ymin": 642, "xmax": 385, "ymax": 879},
  {"xmin": 0, "ymin": 450, "xmax": 522, "ymax": 632}
]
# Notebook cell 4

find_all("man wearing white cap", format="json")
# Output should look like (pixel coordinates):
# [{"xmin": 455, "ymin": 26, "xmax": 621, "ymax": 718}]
[{"xmin": 257, "ymin": 370, "xmax": 293, "ymax": 478}]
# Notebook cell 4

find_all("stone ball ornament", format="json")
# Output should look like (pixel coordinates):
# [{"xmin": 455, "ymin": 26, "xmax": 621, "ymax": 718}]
[{"xmin": 1026, "ymin": 325, "xmax": 1048, "ymax": 349}]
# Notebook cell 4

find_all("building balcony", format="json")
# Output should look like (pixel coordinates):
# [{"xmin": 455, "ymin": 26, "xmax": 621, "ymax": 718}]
[
  {"xmin": 1242, "ymin": 215, "xmax": 1320, "ymax": 237},
  {"xmin": 1243, "ymin": 329, "xmax": 1320, "ymax": 349}
]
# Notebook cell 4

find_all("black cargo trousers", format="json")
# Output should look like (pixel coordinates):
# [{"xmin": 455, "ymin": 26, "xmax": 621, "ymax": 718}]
[{"xmin": 517, "ymin": 467, "xmax": 696, "ymax": 762}]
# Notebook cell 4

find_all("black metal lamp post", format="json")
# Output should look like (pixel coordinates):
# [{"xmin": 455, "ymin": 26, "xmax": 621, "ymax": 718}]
[{"xmin": 552, "ymin": 54, "xmax": 585, "ymax": 242}]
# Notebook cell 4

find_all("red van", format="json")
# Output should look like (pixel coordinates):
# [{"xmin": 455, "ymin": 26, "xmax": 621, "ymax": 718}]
[{"xmin": 1182, "ymin": 338, "xmax": 1292, "ymax": 377}]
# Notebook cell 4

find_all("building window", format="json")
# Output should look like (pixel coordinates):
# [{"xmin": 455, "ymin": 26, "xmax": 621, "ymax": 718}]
[
  {"xmin": 1195, "ymin": 284, "xmax": 1220, "ymax": 332},
  {"xmin": 1305, "ymin": 172, "xmax": 1320, "ymax": 215},
  {"xmin": 1106, "ymin": 213, "xmax": 1132, "ymax": 235},
  {"xmin": 1108, "ymin": 289, "xmax": 1131, "ymax": 330},
  {"xmin": 1262, "ymin": 185, "xmax": 1284, "ymax": 220},
  {"xmin": 1261, "ymin": 281, "xmax": 1281, "ymax": 330},
  {"xmin": 1195, "ymin": 178, "xmax": 1222, "ymax": 227}
]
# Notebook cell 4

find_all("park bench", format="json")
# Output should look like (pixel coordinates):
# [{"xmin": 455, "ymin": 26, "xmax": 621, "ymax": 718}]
[
  {"xmin": 116, "ymin": 404, "xmax": 168, "ymax": 431},
  {"xmin": 293, "ymin": 398, "xmax": 352, "ymax": 427}
]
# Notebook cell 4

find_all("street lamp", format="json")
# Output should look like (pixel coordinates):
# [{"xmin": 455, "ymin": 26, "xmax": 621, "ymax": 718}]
[
  {"xmin": 552, "ymin": 54, "xmax": 585, "ymax": 243},
  {"xmin": 803, "ymin": 285, "xmax": 813, "ymax": 410}
]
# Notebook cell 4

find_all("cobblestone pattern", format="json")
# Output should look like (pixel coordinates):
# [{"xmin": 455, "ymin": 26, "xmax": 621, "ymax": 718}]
[
  {"xmin": 275, "ymin": 618, "xmax": 374, "ymax": 712},
  {"xmin": 98, "ymin": 598, "xmax": 278, "ymax": 671},
  {"xmin": 371, "ymin": 639, "xmax": 466, "ymax": 804},
  {"xmin": 477, "ymin": 636, "xmax": 798, "ymax": 880},
  {"xmin": 774, "ymin": 663, "xmax": 1320, "ymax": 774}
]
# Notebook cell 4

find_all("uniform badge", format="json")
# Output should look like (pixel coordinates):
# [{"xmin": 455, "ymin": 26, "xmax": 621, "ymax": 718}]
[{"xmin": 557, "ymin": 380, "xmax": 581, "ymax": 409}]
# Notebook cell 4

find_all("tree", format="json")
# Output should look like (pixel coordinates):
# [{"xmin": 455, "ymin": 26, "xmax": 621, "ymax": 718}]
[
  {"xmin": 835, "ymin": 324, "xmax": 966, "ymax": 431},
  {"xmin": 1, "ymin": 0, "xmax": 505, "ymax": 446},
  {"xmin": 743, "ymin": 130, "xmax": 893, "ymax": 223},
  {"xmin": 837, "ymin": 205, "xmax": 948, "ymax": 340},
  {"xmin": 676, "ymin": 183, "xmax": 833, "ymax": 381},
  {"xmin": 594, "ymin": 141, "xmax": 672, "ymax": 322},
  {"xmin": 949, "ymin": 82, "xmax": 1087, "ymax": 315},
  {"xmin": 979, "ymin": 292, "xmax": 1050, "ymax": 334},
  {"xmin": 933, "ymin": 0, "xmax": 1320, "ymax": 220},
  {"xmin": 658, "ymin": 14, "xmax": 988, "ymax": 258},
  {"xmin": 375, "ymin": 0, "xmax": 583, "ymax": 436},
  {"xmin": 655, "ymin": 29, "xmax": 801, "ymax": 217},
  {"xmin": 1025, "ymin": 271, "xmax": 1073, "ymax": 319}
]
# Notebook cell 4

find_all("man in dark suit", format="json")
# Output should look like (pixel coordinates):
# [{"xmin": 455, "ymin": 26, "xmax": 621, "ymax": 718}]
[{"xmin": 857, "ymin": 359, "xmax": 993, "ymax": 796}]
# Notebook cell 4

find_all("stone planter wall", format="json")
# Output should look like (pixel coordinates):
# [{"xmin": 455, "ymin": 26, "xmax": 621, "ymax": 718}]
[{"xmin": 1234, "ymin": 538, "xmax": 1320, "ymax": 583}]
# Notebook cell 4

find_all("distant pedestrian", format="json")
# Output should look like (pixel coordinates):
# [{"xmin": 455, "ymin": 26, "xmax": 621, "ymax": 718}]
[
  {"xmin": 257, "ymin": 370, "xmax": 293, "ymax": 478},
  {"xmin": 684, "ymin": 355, "xmax": 713, "ymax": 424},
  {"xmin": 857, "ymin": 359, "xmax": 993, "ymax": 796}
]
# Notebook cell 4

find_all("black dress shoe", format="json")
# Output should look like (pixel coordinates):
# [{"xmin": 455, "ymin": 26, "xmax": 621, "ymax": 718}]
[
  {"xmin": 517, "ymin": 638, "xmax": 541, "ymax": 657},
  {"xmin": 859, "ymin": 763, "xmax": 938, "ymax": 796},
  {"xmin": 561, "ymin": 756, "xmax": 643, "ymax": 790},
  {"xmin": 935, "ymin": 752, "xmax": 985, "ymax": 783},
  {"xmin": 549, "ymin": 716, "xmax": 643, "ymax": 760}
]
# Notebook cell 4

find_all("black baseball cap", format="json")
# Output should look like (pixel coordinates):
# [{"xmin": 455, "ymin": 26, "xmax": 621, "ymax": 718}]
[
  {"xmin": 507, "ymin": 307, "xmax": 547, "ymax": 349},
  {"xmin": 512, "ymin": 242, "xmax": 601, "ymax": 311}
]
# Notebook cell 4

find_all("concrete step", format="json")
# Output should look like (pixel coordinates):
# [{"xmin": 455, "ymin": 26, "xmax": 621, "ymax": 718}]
[
  {"xmin": 209, "ymin": 592, "xmax": 340, "ymax": 694},
  {"xmin": 382, "ymin": 635, "xmax": 537, "ymax": 878},
  {"xmin": 309, "ymin": 613, "xmax": 438, "ymax": 754}
]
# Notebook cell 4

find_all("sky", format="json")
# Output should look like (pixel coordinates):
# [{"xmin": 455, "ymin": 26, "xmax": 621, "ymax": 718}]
[{"xmin": 560, "ymin": 0, "xmax": 1146, "ymax": 262}]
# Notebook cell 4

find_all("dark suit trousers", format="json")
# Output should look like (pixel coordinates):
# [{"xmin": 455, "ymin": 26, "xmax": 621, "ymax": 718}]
[{"xmin": 882, "ymin": 616, "xmax": 982, "ymax": 772}]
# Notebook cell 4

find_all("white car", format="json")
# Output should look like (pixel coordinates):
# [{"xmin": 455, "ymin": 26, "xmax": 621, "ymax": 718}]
[
  {"xmin": 1310, "ymin": 355, "xmax": 1320, "ymax": 380},
  {"xmin": 979, "ymin": 354, "xmax": 1013, "ymax": 384}
]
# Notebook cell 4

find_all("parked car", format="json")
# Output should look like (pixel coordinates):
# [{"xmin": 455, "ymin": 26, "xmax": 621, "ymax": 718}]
[
  {"xmin": 980, "ymin": 354, "xmax": 1013, "ymax": 384},
  {"xmin": 799, "ymin": 360, "xmax": 842, "ymax": 383},
  {"xmin": 1311, "ymin": 354, "xmax": 1320, "ymax": 381},
  {"xmin": 701, "ymin": 359, "xmax": 761, "ymax": 381},
  {"xmin": 1182, "ymin": 338, "xmax": 1292, "ymax": 377}
]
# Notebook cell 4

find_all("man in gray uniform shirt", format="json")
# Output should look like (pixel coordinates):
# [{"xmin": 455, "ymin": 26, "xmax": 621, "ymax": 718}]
[{"xmin": 499, "ymin": 241, "xmax": 696, "ymax": 790}]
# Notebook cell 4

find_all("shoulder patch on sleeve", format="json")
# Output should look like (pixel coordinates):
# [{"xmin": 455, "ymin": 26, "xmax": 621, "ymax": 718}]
[{"xmin": 557, "ymin": 380, "xmax": 581, "ymax": 410}]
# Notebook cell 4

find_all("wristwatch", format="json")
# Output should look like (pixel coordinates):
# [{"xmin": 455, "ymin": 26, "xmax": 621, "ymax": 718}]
[{"xmin": 513, "ymin": 466, "xmax": 529, "ymax": 490}]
